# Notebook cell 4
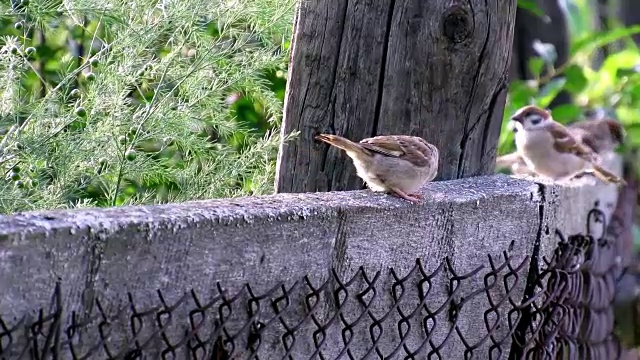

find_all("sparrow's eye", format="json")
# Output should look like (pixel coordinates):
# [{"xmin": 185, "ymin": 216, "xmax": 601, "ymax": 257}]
[{"xmin": 530, "ymin": 117, "xmax": 541, "ymax": 125}]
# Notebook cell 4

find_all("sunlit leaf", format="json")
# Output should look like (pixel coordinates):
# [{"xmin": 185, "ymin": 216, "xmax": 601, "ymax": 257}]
[
  {"xmin": 563, "ymin": 64, "xmax": 588, "ymax": 94},
  {"xmin": 528, "ymin": 57, "xmax": 545, "ymax": 79},
  {"xmin": 623, "ymin": 123, "xmax": 640, "ymax": 147},
  {"xmin": 565, "ymin": 0, "xmax": 590, "ymax": 39},
  {"xmin": 571, "ymin": 25, "xmax": 640, "ymax": 56},
  {"xmin": 624, "ymin": 82, "xmax": 640, "ymax": 104},
  {"xmin": 536, "ymin": 78, "xmax": 566, "ymax": 108},
  {"xmin": 580, "ymin": 66, "xmax": 610, "ymax": 101},
  {"xmin": 616, "ymin": 68, "xmax": 639, "ymax": 79},
  {"xmin": 551, "ymin": 104, "xmax": 582, "ymax": 123},
  {"xmin": 616, "ymin": 106, "xmax": 640, "ymax": 126},
  {"xmin": 602, "ymin": 49, "xmax": 640, "ymax": 79},
  {"xmin": 508, "ymin": 80, "xmax": 537, "ymax": 108}
]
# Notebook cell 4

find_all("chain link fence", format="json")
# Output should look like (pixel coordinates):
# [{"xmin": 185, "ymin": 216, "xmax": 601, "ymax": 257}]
[{"xmin": 0, "ymin": 205, "xmax": 630, "ymax": 359}]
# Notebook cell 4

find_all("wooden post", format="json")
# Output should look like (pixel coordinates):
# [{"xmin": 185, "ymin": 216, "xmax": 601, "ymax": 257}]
[{"xmin": 275, "ymin": 1, "xmax": 517, "ymax": 194}]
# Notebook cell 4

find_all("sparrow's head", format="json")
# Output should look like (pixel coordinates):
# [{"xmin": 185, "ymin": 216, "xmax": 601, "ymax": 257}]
[{"xmin": 509, "ymin": 105, "xmax": 551, "ymax": 131}]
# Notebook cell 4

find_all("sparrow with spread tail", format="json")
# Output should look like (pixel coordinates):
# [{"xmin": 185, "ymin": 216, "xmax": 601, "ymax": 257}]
[
  {"xmin": 314, "ymin": 134, "xmax": 439, "ymax": 203},
  {"xmin": 506, "ymin": 105, "xmax": 626, "ymax": 186}
]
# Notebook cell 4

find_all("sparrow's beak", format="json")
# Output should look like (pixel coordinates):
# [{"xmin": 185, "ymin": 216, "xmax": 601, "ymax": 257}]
[{"xmin": 510, "ymin": 115, "xmax": 524, "ymax": 124}]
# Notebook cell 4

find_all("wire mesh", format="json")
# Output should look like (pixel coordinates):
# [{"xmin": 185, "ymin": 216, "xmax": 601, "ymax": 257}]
[{"xmin": 0, "ymin": 204, "xmax": 628, "ymax": 359}]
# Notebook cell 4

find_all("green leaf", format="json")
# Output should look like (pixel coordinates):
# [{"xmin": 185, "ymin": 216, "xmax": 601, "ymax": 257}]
[
  {"xmin": 508, "ymin": 80, "xmax": 537, "ymax": 108},
  {"xmin": 517, "ymin": 0, "xmax": 544, "ymax": 17},
  {"xmin": 565, "ymin": 1, "xmax": 590, "ymax": 39},
  {"xmin": 616, "ymin": 68, "xmax": 638, "ymax": 79},
  {"xmin": 604, "ymin": 49, "xmax": 640, "ymax": 66},
  {"xmin": 625, "ymin": 82, "xmax": 640, "ymax": 103},
  {"xmin": 601, "ymin": 49, "xmax": 640, "ymax": 79},
  {"xmin": 528, "ymin": 57, "xmax": 545, "ymax": 79},
  {"xmin": 571, "ymin": 25, "xmax": 640, "ymax": 56},
  {"xmin": 563, "ymin": 65, "xmax": 588, "ymax": 94},
  {"xmin": 536, "ymin": 77, "xmax": 566, "ymax": 108},
  {"xmin": 624, "ymin": 123, "xmax": 640, "ymax": 147},
  {"xmin": 551, "ymin": 104, "xmax": 582, "ymax": 123}
]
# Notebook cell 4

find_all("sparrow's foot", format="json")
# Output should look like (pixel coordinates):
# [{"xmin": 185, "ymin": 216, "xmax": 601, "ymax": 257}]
[
  {"xmin": 408, "ymin": 192, "xmax": 424, "ymax": 200},
  {"xmin": 389, "ymin": 188, "xmax": 423, "ymax": 203}
]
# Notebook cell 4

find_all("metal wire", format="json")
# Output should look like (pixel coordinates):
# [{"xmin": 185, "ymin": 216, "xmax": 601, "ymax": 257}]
[{"xmin": 0, "ymin": 205, "xmax": 628, "ymax": 359}]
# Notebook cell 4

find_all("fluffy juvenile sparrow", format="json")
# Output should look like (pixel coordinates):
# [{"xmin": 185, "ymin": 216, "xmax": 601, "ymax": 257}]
[
  {"xmin": 508, "ymin": 105, "xmax": 626, "ymax": 186},
  {"xmin": 314, "ymin": 134, "xmax": 439, "ymax": 203},
  {"xmin": 497, "ymin": 112, "xmax": 625, "ymax": 176}
]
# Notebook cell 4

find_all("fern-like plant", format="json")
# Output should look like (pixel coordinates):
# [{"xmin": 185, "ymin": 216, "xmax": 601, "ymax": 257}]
[{"xmin": 0, "ymin": 0, "xmax": 298, "ymax": 213}]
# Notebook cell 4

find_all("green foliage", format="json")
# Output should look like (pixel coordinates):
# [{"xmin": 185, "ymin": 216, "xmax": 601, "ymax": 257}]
[
  {"xmin": 500, "ymin": 2, "xmax": 640, "ymax": 156},
  {"xmin": 0, "ymin": 0, "xmax": 297, "ymax": 213},
  {"xmin": 517, "ymin": 0, "xmax": 544, "ymax": 17},
  {"xmin": 506, "ymin": 0, "xmax": 640, "ymax": 249},
  {"xmin": 3, "ymin": 0, "xmax": 639, "ymax": 215}
]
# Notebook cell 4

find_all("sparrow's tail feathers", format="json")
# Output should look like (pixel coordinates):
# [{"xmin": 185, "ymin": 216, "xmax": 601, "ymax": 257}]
[
  {"xmin": 315, "ymin": 134, "xmax": 367, "ymax": 156},
  {"xmin": 603, "ymin": 119, "xmax": 626, "ymax": 145},
  {"xmin": 591, "ymin": 164, "xmax": 627, "ymax": 187}
]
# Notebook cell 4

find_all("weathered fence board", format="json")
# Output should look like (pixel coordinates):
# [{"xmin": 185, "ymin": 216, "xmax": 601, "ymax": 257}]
[{"xmin": 0, "ymin": 162, "xmax": 623, "ymax": 358}]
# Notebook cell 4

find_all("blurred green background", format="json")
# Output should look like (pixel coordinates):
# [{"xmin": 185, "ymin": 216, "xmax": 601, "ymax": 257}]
[
  {"xmin": 510, "ymin": 0, "xmax": 640, "ymax": 251},
  {"xmin": 0, "ymin": 0, "xmax": 296, "ymax": 212},
  {"xmin": 0, "ymin": 0, "xmax": 638, "ymax": 216},
  {"xmin": 504, "ymin": 0, "xmax": 640, "ymax": 155}
]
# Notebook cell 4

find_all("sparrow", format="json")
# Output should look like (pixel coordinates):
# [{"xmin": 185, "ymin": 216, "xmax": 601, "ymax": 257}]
[
  {"xmin": 314, "ymin": 134, "xmax": 439, "ymax": 203},
  {"xmin": 497, "ymin": 111, "xmax": 625, "ymax": 176},
  {"xmin": 565, "ymin": 115, "xmax": 625, "ymax": 154},
  {"xmin": 507, "ymin": 105, "xmax": 626, "ymax": 186}
]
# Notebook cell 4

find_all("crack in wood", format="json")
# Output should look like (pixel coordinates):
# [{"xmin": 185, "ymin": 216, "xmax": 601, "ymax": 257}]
[{"xmin": 372, "ymin": 0, "xmax": 396, "ymax": 138}]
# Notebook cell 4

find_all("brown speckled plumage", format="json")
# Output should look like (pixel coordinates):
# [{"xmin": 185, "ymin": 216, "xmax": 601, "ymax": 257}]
[{"xmin": 315, "ymin": 134, "xmax": 439, "ymax": 203}]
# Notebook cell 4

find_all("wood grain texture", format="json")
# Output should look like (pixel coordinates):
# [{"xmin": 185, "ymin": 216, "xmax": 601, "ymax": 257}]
[{"xmin": 276, "ymin": 0, "xmax": 517, "ymax": 193}]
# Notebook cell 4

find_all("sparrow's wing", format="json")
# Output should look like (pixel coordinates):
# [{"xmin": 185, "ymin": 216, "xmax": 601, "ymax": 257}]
[
  {"xmin": 566, "ymin": 127, "xmax": 606, "ymax": 154},
  {"xmin": 546, "ymin": 121, "xmax": 600, "ymax": 163},
  {"xmin": 360, "ymin": 135, "xmax": 434, "ymax": 167},
  {"xmin": 568, "ymin": 118, "xmax": 625, "ymax": 150}
]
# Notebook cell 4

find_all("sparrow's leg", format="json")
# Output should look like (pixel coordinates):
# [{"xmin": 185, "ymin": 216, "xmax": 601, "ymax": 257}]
[
  {"xmin": 407, "ymin": 193, "xmax": 424, "ymax": 199},
  {"xmin": 388, "ymin": 187, "xmax": 422, "ymax": 203}
]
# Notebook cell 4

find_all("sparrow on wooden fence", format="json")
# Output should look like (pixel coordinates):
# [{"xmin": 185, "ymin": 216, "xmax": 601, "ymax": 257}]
[
  {"xmin": 314, "ymin": 134, "xmax": 439, "ymax": 203},
  {"xmin": 504, "ymin": 105, "xmax": 626, "ymax": 186},
  {"xmin": 497, "ymin": 111, "xmax": 625, "ymax": 177}
]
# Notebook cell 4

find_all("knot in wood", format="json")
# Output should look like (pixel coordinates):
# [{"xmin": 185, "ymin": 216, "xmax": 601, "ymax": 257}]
[{"xmin": 443, "ymin": 7, "xmax": 472, "ymax": 44}]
